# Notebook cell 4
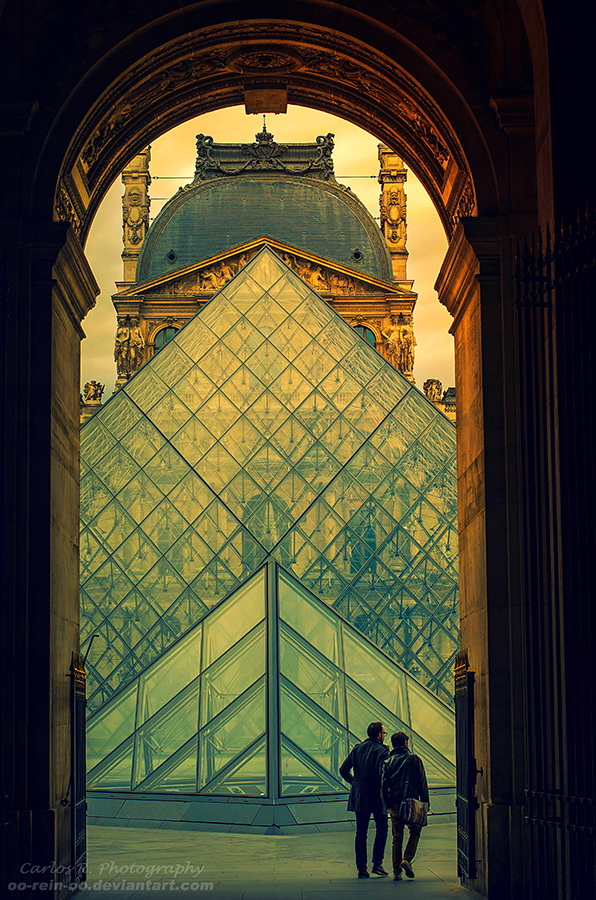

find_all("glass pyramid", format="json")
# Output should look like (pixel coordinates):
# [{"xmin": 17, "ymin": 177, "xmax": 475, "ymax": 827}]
[
  {"xmin": 86, "ymin": 563, "xmax": 455, "ymax": 795},
  {"xmin": 81, "ymin": 246, "xmax": 458, "ymax": 721}
]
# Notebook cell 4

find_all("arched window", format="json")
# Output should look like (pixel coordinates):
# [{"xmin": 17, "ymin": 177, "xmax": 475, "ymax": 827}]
[
  {"xmin": 154, "ymin": 326, "xmax": 177, "ymax": 352},
  {"xmin": 353, "ymin": 325, "xmax": 376, "ymax": 347}
]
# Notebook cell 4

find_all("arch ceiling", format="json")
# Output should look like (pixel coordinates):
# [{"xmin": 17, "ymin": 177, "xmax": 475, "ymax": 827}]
[{"xmin": 54, "ymin": 15, "xmax": 497, "ymax": 245}]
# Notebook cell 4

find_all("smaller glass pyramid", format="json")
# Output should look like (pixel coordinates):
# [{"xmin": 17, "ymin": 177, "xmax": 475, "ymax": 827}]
[
  {"xmin": 81, "ymin": 246, "xmax": 458, "ymax": 716},
  {"xmin": 87, "ymin": 563, "xmax": 455, "ymax": 796}
]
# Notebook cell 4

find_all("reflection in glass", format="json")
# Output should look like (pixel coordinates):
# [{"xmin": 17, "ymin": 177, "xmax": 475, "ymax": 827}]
[{"xmin": 83, "ymin": 248, "xmax": 458, "ymax": 800}]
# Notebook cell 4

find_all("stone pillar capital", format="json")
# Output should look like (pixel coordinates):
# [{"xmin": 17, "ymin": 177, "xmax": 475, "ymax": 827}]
[
  {"xmin": 43, "ymin": 225, "xmax": 99, "ymax": 337},
  {"xmin": 435, "ymin": 217, "xmax": 505, "ymax": 329}
]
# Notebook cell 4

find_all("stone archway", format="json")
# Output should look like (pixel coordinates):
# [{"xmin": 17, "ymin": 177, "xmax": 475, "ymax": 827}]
[
  {"xmin": 55, "ymin": 20, "xmax": 481, "ymax": 243},
  {"xmin": 2, "ymin": 2, "xmax": 555, "ymax": 899}
]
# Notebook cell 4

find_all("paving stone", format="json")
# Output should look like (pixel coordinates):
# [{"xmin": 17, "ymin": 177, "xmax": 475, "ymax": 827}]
[
  {"xmin": 87, "ymin": 798, "xmax": 126, "ymax": 818},
  {"xmin": 118, "ymin": 799, "xmax": 190, "ymax": 820},
  {"xmin": 86, "ymin": 822, "xmax": 470, "ymax": 899}
]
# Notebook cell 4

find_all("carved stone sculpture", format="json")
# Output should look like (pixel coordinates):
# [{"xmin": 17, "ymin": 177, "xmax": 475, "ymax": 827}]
[
  {"xmin": 423, "ymin": 379, "xmax": 443, "ymax": 402},
  {"xmin": 399, "ymin": 323, "xmax": 416, "ymax": 373},
  {"xmin": 114, "ymin": 317, "xmax": 131, "ymax": 376},
  {"xmin": 128, "ymin": 318, "xmax": 145, "ymax": 374},
  {"xmin": 83, "ymin": 381, "xmax": 105, "ymax": 403},
  {"xmin": 382, "ymin": 317, "xmax": 416, "ymax": 373},
  {"xmin": 307, "ymin": 266, "xmax": 329, "ymax": 290},
  {"xmin": 114, "ymin": 316, "xmax": 145, "ymax": 377},
  {"xmin": 123, "ymin": 189, "xmax": 149, "ymax": 246}
]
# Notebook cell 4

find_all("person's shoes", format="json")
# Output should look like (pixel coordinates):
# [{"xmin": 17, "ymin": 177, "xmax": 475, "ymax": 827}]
[
  {"xmin": 401, "ymin": 859, "xmax": 415, "ymax": 878},
  {"xmin": 357, "ymin": 869, "xmax": 370, "ymax": 878},
  {"xmin": 393, "ymin": 871, "xmax": 403, "ymax": 881},
  {"xmin": 372, "ymin": 863, "xmax": 389, "ymax": 876}
]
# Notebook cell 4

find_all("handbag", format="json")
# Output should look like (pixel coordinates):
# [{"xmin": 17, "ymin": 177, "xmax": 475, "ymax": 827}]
[
  {"xmin": 398, "ymin": 761, "xmax": 429, "ymax": 827},
  {"xmin": 399, "ymin": 796, "xmax": 429, "ymax": 827}
]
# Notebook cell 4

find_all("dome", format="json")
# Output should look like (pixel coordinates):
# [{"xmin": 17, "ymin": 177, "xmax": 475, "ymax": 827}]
[{"xmin": 136, "ymin": 132, "xmax": 393, "ymax": 284}]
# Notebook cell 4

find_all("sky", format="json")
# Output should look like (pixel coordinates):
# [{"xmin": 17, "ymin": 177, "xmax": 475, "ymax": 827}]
[{"xmin": 82, "ymin": 105, "xmax": 453, "ymax": 398}]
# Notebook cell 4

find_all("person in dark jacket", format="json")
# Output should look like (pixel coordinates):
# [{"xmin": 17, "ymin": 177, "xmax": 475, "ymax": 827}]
[
  {"xmin": 339, "ymin": 722, "xmax": 390, "ymax": 878},
  {"xmin": 381, "ymin": 731, "xmax": 429, "ymax": 880}
]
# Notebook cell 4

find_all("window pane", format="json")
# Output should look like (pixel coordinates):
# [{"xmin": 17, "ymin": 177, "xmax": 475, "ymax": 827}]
[{"xmin": 202, "ymin": 568, "xmax": 266, "ymax": 668}]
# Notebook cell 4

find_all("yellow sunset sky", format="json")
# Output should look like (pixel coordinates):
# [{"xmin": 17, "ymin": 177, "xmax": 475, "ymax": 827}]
[{"xmin": 82, "ymin": 105, "xmax": 453, "ymax": 397}]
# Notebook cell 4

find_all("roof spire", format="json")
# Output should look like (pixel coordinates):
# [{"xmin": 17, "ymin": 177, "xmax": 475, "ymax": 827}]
[{"xmin": 256, "ymin": 116, "xmax": 274, "ymax": 144}]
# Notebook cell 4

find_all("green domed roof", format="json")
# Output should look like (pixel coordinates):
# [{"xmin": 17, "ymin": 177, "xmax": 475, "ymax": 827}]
[{"xmin": 136, "ymin": 132, "xmax": 393, "ymax": 284}]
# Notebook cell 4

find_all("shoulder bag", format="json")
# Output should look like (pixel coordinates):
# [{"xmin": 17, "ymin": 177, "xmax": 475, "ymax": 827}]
[{"xmin": 398, "ymin": 759, "xmax": 429, "ymax": 827}]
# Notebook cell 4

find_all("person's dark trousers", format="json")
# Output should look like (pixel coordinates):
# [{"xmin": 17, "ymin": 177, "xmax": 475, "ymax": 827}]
[
  {"xmin": 388, "ymin": 808, "xmax": 422, "ymax": 872},
  {"xmin": 354, "ymin": 805, "xmax": 388, "ymax": 871}
]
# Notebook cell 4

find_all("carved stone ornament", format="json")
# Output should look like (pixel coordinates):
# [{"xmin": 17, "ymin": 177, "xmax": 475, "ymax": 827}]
[
  {"xmin": 379, "ymin": 189, "xmax": 407, "ymax": 248},
  {"xmin": 64, "ymin": 21, "xmax": 470, "ymax": 243},
  {"xmin": 345, "ymin": 316, "xmax": 383, "ymax": 339},
  {"xmin": 146, "ymin": 317, "xmax": 184, "ymax": 335},
  {"xmin": 278, "ymin": 252, "xmax": 377, "ymax": 295},
  {"xmin": 241, "ymin": 125, "xmax": 288, "ymax": 167},
  {"xmin": 123, "ymin": 189, "xmax": 150, "ymax": 246},
  {"xmin": 395, "ymin": 97, "xmax": 450, "ymax": 167},
  {"xmin": 142, "ymin": 246, "xmax": 392, "ymax": 300},
  {"xmin": 453, "ymin": 178, "xmax": 476, "ymax": 225},
  {"xmin": 83, "ymin": 380, "xmax": 105, "ymax": 403},
  {"xmin": 192, "ymin": 129, "xmax": 336, "ymax": 182},
  {"xmin": 227, "ymin": 44, "xmax": 304, "ymax": 73},
  {"xmin": 423, "ymin": 378, "xmax": 443, "ymax": 402},
  {"xmin": 80, "ymin": 52, "xmax": 229, "ymax": 171},
  {"xmin": 54, "ymin": 182, "xmax": 82, "ymax": 237}
]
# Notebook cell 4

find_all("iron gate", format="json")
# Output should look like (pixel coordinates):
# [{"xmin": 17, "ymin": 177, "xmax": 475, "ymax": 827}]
[
  {"xmin": 71, "ymin": 652, "xmax": 87, "ymax": 882},
  {"xmin": 455, "ymin": 650, "xmax": 479, "ymax": 879}
]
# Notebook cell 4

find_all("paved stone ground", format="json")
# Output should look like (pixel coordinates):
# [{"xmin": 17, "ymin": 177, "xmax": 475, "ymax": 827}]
[{"xmin": 75, "ymin": 821, "xmax": 474, "ymax": 899}]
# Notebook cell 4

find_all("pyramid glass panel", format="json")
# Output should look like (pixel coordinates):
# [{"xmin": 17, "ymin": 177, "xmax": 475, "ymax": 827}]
[
  {"xmin": 135, "ymin": 737, "xmax": 198, "ymax": 793},
  {"xmin": 87, "ymin": 737, "xmax": 134, "ymax": 791},
  {"xmin": 83, "ymin": 248, "xmax": 458, "ymax": 802},
  {"xmin": 280, "ymin": 678, "xmax": 348, "ymax": 778},
  {"xmin": 80, "ymin": 529, "xmax": 109, "ymax": 581},
  {"xmin": 86, "ymin": 561, "xmax": 455, "ymax": 797},
  {"xmin": 280, "ymin": 623, "xmax": 346, "ymax": 723},
  {"xmin": 200, "ymin": 737, "xmax": 267, "ymax": 797},
  {"xmin": 280, "ymin": 736, "xmax": 347, "ymax": 796},
  {"xmin": 86, "ymin": 682, "xmax": 137, "ymax": 772},
  {"xmin": 198, "ymin": 679, "xmax": 267, "ymax": 791},
  {"xmin": 200, "ymin": 621, "xmax": 266, "ymax": 726},
  {"xmin": 133, "ymin": 681, "xmax": 199, "ymax": 788},
  {"xmin": 120, "ymin": 416, "xmax": 167, "ymax": 466}
]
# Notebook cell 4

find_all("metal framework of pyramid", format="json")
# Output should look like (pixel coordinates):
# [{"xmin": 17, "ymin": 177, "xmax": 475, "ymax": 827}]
[
  {"xmin": 86, "ymin": 563, "xmax": 455, "ymax": 797},
  {"xmin": 81, "ymin": 246, "xmax": 459, "ymax": 794}
]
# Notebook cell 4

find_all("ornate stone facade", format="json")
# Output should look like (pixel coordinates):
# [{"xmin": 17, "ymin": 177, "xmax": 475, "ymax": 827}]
[
  {"xmin": 378, "ymin": 146, "xmax": 409, "ymax": 281},
  {"xmin": 111, "ymin": 132, "xmax": 425, "ymax": 385},
  {"xmin": 112, "ymin": 237, "xmax": 419, "ymax": 381},
  {"xmin": 121, "ymin": 148, "xmax": 151, "ymax": 282}
]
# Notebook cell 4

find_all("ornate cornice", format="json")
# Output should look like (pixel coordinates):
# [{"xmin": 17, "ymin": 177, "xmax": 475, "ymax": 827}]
[
  {"xmin": 190, "ymin": 129, "xmax": 336, "ymax": 183},
  {"xmin": 56, "ymin": 22, "xmax": 475, "ymax": 244},
  {"xmin": 115, "ymin": 238, "xmax": 412, "ymax": 300}
]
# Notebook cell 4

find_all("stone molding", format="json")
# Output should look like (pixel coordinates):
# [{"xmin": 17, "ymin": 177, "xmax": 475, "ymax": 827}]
[
  {"xmin": 44, "ymin": 225, "xmax": 100, "ymax": 338},
  {"xmin": 54, "ymin": 22, "xmax": 474, "ymax": 244},
  {"xmin": 435, "ymin": 217, "xmax": 502, "ymax": 334}
]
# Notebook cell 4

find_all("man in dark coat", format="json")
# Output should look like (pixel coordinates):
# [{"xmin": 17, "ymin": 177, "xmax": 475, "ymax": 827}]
[
  {"xmin": 381, "ymin": 731, "xmax": 429, "ymax": 880},
  {"xmin": 339, "ymin": 722, "xmax": 390, "ymax": 878}
]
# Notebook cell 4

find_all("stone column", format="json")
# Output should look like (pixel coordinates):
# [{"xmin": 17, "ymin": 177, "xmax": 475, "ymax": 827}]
[
  {"xmin": 436, "ymin": 217, "xmax": 525, "ymax": 899},
  {"xmin": 1, "ymin": 219, "xmax": 98, "ymax": 897}
]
